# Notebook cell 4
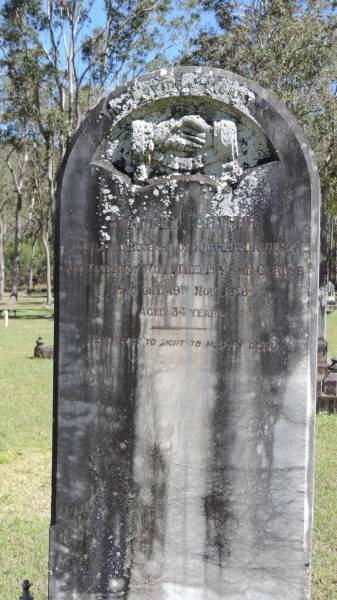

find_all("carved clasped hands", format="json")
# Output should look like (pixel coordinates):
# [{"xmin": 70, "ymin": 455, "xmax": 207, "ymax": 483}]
[{"xmin": 154, "ymin": 115, "xmax": 212, "ymax": 154}]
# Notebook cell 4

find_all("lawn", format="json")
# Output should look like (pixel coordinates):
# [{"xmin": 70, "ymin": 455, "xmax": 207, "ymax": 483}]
[
  {"xmin": 312, "ymin": 412, "xmax": 337, "ymax": 599},
  {"xmin": 0, "ymin": 296, "xmax": 53, "ymax": 600},
  {"xmin": 327, "ymin": 308, "xmax": 337, "ymax": 359},
  {"xmin": 0, "ymin": 296, "xmax": 336, "ymax": 599},
  {"xmin": 311, "ymin": 309, "xmax": 337, "ymax": 599}
]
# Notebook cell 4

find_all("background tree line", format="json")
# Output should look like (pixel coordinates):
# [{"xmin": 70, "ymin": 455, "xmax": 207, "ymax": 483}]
[{"xmin": 0, "ymin": 0, "xmax": 335, "ymax": 304}]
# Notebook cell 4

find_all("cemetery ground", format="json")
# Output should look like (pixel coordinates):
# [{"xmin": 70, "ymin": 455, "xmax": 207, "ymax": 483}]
[{"xmin": 0, "ymin": 294, "xmax": 336, "ymax": 600}]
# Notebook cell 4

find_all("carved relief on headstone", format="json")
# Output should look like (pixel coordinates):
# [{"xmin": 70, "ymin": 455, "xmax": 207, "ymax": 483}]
[
  {"xmin": 101, "ymin": 108, "xmax": 275, "ymax": 184},
  {"xmin": 92, "ymin": 96, "xmax": 278, "ymax": 247},
  {"xmin": 50, "ymin": 68, "xmax": 320, "ymax": 600},
  {"xmin": 93, "ymin": 96, "xmax": 277, "ymax": 198}
]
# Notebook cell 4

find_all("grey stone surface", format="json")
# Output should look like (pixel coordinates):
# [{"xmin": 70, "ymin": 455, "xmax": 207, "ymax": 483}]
[{"xmin": 49, "ymin": 67, "xmax": 320, "ymax": 599}]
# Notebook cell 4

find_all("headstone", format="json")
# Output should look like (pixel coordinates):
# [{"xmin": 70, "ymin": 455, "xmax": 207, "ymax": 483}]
[
  {"xmin": 324, "ymin": 356, "xmax": 337, "ymax": 395},
  {"xmin": 320, "ymin": 357, "xmax": 337, "ymax": 413},
  {"xmin": 317, "ymin": 287, "xmax": 328, "ymax": 382},
  {"xmin": 49, "ymin": 68, "xmax": 320, "ymax": 600},
  {"xmin": 325, "ymin": 280, "xmax": 336, "ymax": 313}
]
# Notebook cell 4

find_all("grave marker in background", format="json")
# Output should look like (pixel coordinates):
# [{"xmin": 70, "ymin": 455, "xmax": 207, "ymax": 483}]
[
  {"xmin": 317, "ymin": 286, "xmax": 328, "ymax": 392},
  {"xmin": 49, "ymin": 67, "xmax": 320, "ymax": 600},
  {"xmin": 326, "ymin": 280, "xmax": 336, "ymax": 313}
]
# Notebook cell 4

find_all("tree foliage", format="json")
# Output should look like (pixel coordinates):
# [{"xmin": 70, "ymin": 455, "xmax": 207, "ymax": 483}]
[{"xmin": 0, "ymin": 0, "xmax": 198, "ymax": 300}]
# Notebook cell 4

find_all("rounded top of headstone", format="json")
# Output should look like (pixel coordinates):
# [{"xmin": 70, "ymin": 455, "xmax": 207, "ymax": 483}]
[
  {"xmin": 64, "ymin": 67, "xmax": 320, "ymax": 191},
  {"xmin": 60, "ymin": 65, "xmax": 320, "ymax": 254},
  {"xmin": 70, "ymin": 66, "xmax": 319, "ymax": 206},
  {"xmin": 101, "ymin": 66, "xmax": 318, "ymax": 169}
]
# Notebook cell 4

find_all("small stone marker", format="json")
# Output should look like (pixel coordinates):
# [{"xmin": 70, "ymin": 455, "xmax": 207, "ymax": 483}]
[
  {"xmin": 320, "ymin": 357, "xmax": 337, "ymax": 413},
  {"xmin": 34, "ymin": 336, "xmax": 53, "ymax": 358},
  {"xmin": 49, "ymin": 68, "xmax": 320, "ymax": 599}
]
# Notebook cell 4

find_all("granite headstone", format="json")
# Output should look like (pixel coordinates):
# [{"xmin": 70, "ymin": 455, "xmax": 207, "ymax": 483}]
[{"xmin": 49, "ymin": 67, "xmax": 320, "ymax": 599}]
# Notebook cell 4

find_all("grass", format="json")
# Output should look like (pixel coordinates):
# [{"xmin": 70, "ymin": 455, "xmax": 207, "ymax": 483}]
[
  {"xmin": 0, "ymin": 294, "xmax": 336, "ymax": 599},
  {"xmin": 327, "ymin": 308, "xmax": 337, "ymax": 359},
  {"xmin": 310, "ymin": 308, "xmax": 337, "ymax": 598},
  {"xmin": 0, "ymin": 295, "xmax": 53, "ymax": 600},
  {"xmin": 312, "ymin": 413, "xmax": 337, "ymax": 599}
]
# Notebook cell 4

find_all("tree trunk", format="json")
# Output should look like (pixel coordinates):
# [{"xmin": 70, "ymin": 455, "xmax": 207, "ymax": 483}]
[
  {"xmin": 46, "ymin": 143, "xmax": 57, "ymax": 234},
  {"xmin": 332, "ymin": 217, "xmax": 337, "ymax": 285},
  {"xmin": 0, "ymin": 213, "xmax": 6, "ymax": 300},
  {"xmin": 6, "ymin": 149, "xmax": 29, "ymax": 304},
  {"xmin": 329, "ymin": 214, "xmax": 333, "ymax": 282},
  {"xmin": 27, "ymin": 237, "xmax": 37, "ymax": 295},
  {"xmin": 10, "ymin": 193, "xmax": 23, "ymax": 304},
  {"xmin": 41, "ymin": 228, "xmax": 53, "ymax": 305},
  {"xmin": 320, "ymin": 194, "xmax": 328, "ymax": 287}
]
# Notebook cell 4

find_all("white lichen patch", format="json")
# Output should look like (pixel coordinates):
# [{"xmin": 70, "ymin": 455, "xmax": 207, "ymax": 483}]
[{"xmin": 107, "ymin": 71, "xmax": 255, "ymax": 126}]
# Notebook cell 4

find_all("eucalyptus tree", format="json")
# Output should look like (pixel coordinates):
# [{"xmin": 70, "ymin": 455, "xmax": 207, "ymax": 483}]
[
  {"xmin": 0, "ymin": 152, "xmax": 14, "ymax": 299},
  {"xmin": 31, "ymin": 151, "xmax": 54, "ymax": 305},
  {"xmin": 0, "ymin": 195, "xmax": 8, "ymax": 300},
  {"xmin": 0, "ymin": 0, "xmax": 199, "ymax": 202},
  {"xmin": 0, "ymin": 0, "xmax": 198, "ymax": 297},
  {"xmin": 0, "ymin": 0, "xmax": 171, "ymax": 230},
  {"xmin": 3, "ymin": 144, "xmax": 35, "ymax": 302}
]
